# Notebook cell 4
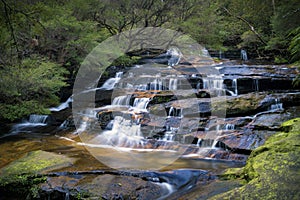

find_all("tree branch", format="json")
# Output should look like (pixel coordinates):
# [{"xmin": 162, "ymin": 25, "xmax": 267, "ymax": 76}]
[{"xmin": 223, "ymin": 7, "xmax": 267, "ymax": 45}]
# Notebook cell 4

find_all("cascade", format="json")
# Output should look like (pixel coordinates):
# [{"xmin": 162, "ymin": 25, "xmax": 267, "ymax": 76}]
[
  {"xmin": 74, "ymin": 121, "xmax": 88, "ymax": 134},
  {"xmin": 241, "ymin": 49, "xmax": 248, "ymax": 61},
  {"xmin": 232, "ymin": 78, "xmax": 238, "ymax": 96},
  {"xmin": 224, "ymin": 124, "xmax": 235, "ymax": 131},
  {"xmin": 196, "ymin": 138, "xmax": 202, "ymax": 146},
  {"xmin": 100, "ymin": 71, "xmax": 123, "ymax": 90},
  {"xmin": 254, "ymin": 79, "xmax": 259, "ymax": 92},
  {"xmin": 28, "ymin": 114, "xmax": 49, "ymax": 124},
  {"xmin": 197, "ymin": 139, "xmax": 216, "ymax": 148},
  {"xmin": 162, "ymin": 132, "xmax": 175, "ymax": 141},
  {"xmin": 168, "ymin": 78, "xmax": 178, "ymax": 90},
  {"xmin": 112, "ymin": 95, "xmax": 132, "ymax": 106},
  {"xmin": 168, "ymin": 107, "xmax": 183, "ymax": 118},
  {"xmin": 211, "ymin": 140, "xmax": 219, "ymax": 148},
  {"xmin": 219, "ymin": 50, "xmax": 223, "ymax": 59},
  {"xmin": 49, "ymin": 97, "xmax": 73, "ymax": 112},
  {"xmin": 167, "ymin": 47, "xmax": 182, "ymax": 67},
  {"xmin": 202, "ymin": 75, "xmax": 225, "ymax": 96},
  {"xmin": 10, "ymin": 114, "xmax": 49, "ymax": 134},
  {"xmin": 91, "ymin": 116, "xmax": 143, "ymax": 147},
  {"xmin": 133, "ymin": 98, "xmax": 150, "ymax": 110},
  {"xmin": 270, "ymin": 99, "xmax": 283, "ymax": 110},
  {"xmin": 150, "ymin": 78, "xmax": 164, "ymax": 90}
]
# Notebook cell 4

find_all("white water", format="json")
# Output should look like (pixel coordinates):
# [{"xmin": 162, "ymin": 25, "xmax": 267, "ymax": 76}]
[
  {"xmin": 270, "ymin": 99, "xmax": 283, "ymax": 110},
  {"xmin": 156, "ymin": 182, "xmax": 175, "ymax": 200},
  {"xmin": 137, "ymin": 77, "xmax": 180, "ymax": 91},
  {"xmin": 133, "ymin": 98, "xmax": 150, "ymax": 110},
  {"xmin": 90, "ymin": 116, "xmax": 144, "ymax": 147},
  {"xmin": 28, "ymin": 114, "xmax": 49, "ymax": 124},
  {"xmin": 224, "ymin": 124, "xmax": 235, "ymax": 131},
  {"xmin": 202, "ymin": 75, "xmax": 225, "ymax": 96},
  {"xmin": 167, "ymin": 47, "xmax": 182, "ymax": 67},
  {"xmin": 168, "ymin": 107, "xmax": 183, "ymax": 118},
  {"xmin": 49, "ymin": 97, "xmax": 73, "ymax": 112},
  {"xmin": 169, "ymin": 78, "xmax": 178, "ymax": 90},
  {"xmin": 112, "ymin": 95, "xmax": 131, "ymax": 106},
  {"xmin": 232, "ymin": 78, "xmax": 238, "ymax": 96},
  {"xmin": 241, "ymin": 49, "xmax": 248, "ymax": 61},
  {"xmin": 9, "ymin": 114, "xmax": 49, "ymax": 134},
  {"xmin": 211, "ymin": 140, "xmax": 218, "ymax": 148},
  {"xmin": 100, "ymin": 72, "xmax": 123, "ymax": 90}
]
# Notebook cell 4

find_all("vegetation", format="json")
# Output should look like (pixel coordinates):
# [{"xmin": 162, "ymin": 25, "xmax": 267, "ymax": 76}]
[
  {"xmin": 0, "ymin": 150, "xmax": 75, "ymax": 199},
  {"xmin": 0, "ymin": 0, "xmax": 299, "ymax": 121},
  {"xmin": 215, "ymin": 118, "xmax": 300, "ymax": 199}
]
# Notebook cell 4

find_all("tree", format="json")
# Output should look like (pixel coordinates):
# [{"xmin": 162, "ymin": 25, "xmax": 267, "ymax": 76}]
[{"xmin": 0, "ymin": 56, "xmax": 67, "ymax": 121}]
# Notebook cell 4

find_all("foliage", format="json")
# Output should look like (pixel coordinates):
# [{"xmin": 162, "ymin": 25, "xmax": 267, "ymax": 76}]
[
  {"xmin": 112, "ymin": 55, "xmax": 141, "ymax": 67},
  {"xmin": 0, "ymin": 56, "xmax": 67, "ymax": 121},
  {"xmin": 288, "ymin": 27, "xmax": 300, "ymax": 63},
  {"xmin": 213, "ymin": 118, "xmax": 300, "ymax": 200},
  {"xmin": 0, "ymin": 150, "xmax": 75, "ymax": 198},
  {"xmin": 0, "ymin": 0, "xmax": 300, "ymax": 121}
]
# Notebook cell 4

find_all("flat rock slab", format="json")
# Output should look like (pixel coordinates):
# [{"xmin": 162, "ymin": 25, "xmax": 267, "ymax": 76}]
[{"xmin": 0, "ymin": 150, "xmax": 76, "ymax": 178}]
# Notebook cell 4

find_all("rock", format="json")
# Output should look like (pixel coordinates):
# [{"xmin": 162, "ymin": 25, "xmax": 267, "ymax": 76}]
[
  {"xmin": 212, "ymin": 118, "xmax": 300, "ymax": 199},
  {"xmin": 0, "ymin": 150, "xmax": 76, "ymax": 199}
]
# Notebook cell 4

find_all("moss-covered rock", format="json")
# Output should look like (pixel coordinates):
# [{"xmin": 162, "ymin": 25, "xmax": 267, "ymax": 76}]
[
  {"xmin": 0, "ymin": 150, "xmax": 76, "ymax": 199},
  {"xmin": 211, "ymin": 118, "xmax": 300, "ymax": 200}
]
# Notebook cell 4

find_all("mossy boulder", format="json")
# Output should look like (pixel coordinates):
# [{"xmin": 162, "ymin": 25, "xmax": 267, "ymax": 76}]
[
  {"xmin": 0, "ymin": 150, "xmax": 76, "ymax": 199},
  {"xmin": 212, "ymin": 118, "xmax": 300, "ymax": 200}
]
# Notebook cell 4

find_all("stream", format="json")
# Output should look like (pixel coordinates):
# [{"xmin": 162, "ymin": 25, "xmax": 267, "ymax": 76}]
[{"xmin": 0, "ymin": 48, "xmax": 299, "ymax": 199}]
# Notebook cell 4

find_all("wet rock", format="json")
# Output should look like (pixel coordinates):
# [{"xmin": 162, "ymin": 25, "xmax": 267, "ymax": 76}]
[
  {"xmin": 0, "ymin": 150, "xmax": 76, "ymax": 199},
  {"xmin": 37, "ymin": 169, "xmax": 211, "ymax": 200},
  {"xmin": 212, "ymin": 93, "xmax": 267, "ymax": 117},
  {"xmin": 213, "ymin": 118, "xmax": 300, "ymax": 200},
  {"xmin": 251, "ymin": 112, "xmax": 292, "ymax": 130}
]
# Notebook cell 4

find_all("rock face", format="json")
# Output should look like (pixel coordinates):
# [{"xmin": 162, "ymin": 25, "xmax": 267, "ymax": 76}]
[
  {"xmin": 51, "ymin": 59, "xmax": 299, "ymax": 164},
  {"xmin": 3, "ymin": 52, "xmax": 300, "ymax": 199},
  {"xmin": 212, "ymin": 118, "xmax": 300, "ymax": 200}
]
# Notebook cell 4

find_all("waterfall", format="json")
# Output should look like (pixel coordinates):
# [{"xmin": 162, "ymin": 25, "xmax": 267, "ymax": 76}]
[
  {"xmin": 169, "ymin": 78, "xmax": 178, "ymax": 90},
  {"xmin": 241, "ymin": 49, "xmax": 248, "ymax": 61},
  {"xmin": 28, "ymin": 114, "xmax": 49, "ymax": 124},
  {"xmin": 202, "ymin": 75, "xmax": 225, "ymax": 96},
  {"xmin": 10, "ymin": 114, "xmax": 49, "ymax": 134},
  {"xmin": 253, "ymin": 79, "xmax": 259, "ymax": 92},
  {"xmin": 211, "ymin": 140, "xmax": 218, "ymax": 148},
  {"xmin": 49, "ymin": 97, "xmax": 73, "ymax": 112},
  {"xmin": 167, "ymin": 47, "xmax": 182, "ymax": 67},
  {"xmin": 162, "ymin": 132, "xmax": 174, "ymax": 141},
  {"xmin": 225, "ymin": 124, "xmax": 235, "ymax": 131},
  {"xmin": 137, "ymin": 77, "xmax": 179, "ymax": 91},
  {"xmin": 112, "ymin": 95, "xmax": 131, "ymax": 106},
  {"xmin": 196, "ymin": 138, "xmax": 202, "ymax": 146},
  {"xmin": 270, "ymin": 99, "xmax": 283, "ymax": 110},
  {"xmin": 232, "ymin": 79, "xmax": 238, "ymax": 96},
  {"xmin": 100, "ymin": 71, "xmax": 123, "ymax": 90},
  {"xmin": 74, "ymin": 121, "xmax": 88, "ymax": 134},
  {"xmin": 91, "ymin": 116, "xmax": 143, "ymax": 147},
  {"xmin": 150, "ymin": 78, "xmax": 164, "ymax": 90},
  {"xmin": 168, "ymin": 107, "xmax": 183, "ymax": 118},
  {"xmin": 219, "ymin": 50, "xmax": 223, "ymax": 59},
  {"xmin": 196, "ymin": 139, "xmax": 217, "ymax": 148},
  {"xmin": 133, "ymin": 98, "xmax": 150, "ymax": 110}
]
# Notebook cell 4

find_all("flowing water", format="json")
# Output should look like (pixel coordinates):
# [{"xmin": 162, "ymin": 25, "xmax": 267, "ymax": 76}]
[{"xmin": 1, "ymin": 47, "xmax": 299, "ymax": 199}]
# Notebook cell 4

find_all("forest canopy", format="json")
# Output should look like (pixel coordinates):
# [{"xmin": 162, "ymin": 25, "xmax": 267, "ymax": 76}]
[{"xmin": 0, "ymin": 0, "xmax": 299, "ymax": 121}]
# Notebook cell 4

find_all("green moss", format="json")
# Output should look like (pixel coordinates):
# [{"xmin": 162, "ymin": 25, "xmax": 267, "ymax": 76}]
[
  {"xmin": 211, "ymin": 118, "xmax": 300, "ymax": 200},
  {"xmin": 0, "ymin": 150, "xmax": 76, "ymax": 198},
  {"xmin": 219, "ymin": 167, "xmax": 244, "ymax": 180},
  {"xmin": 111, "ymin": 55, "xmax": 141, "ymax": 67}
]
